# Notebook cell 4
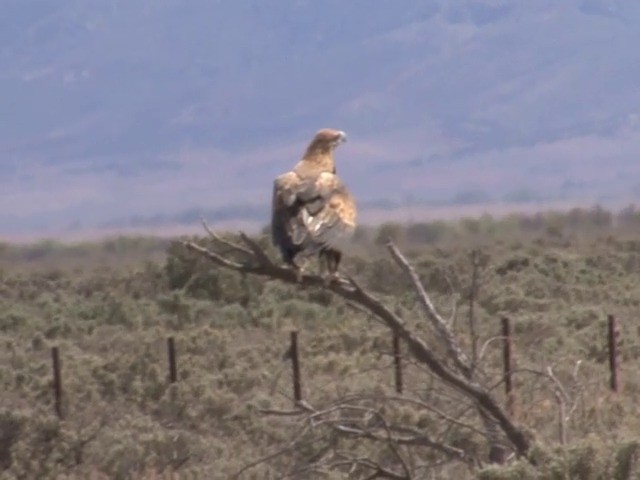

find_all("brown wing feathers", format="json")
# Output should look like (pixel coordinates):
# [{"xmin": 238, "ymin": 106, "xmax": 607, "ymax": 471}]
[
  {"xmin": 299, "ymin": 173, "xmax": 355, "ymax": 247},
  {"xmin": 271, "ymin": 129, "xmax": 356, "ymax": 272}
]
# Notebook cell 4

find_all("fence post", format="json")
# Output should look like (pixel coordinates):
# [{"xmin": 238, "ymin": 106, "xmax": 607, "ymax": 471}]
[
  {"xmin": 167, "ymin": 337, "xmax": 178, "ymax": 383},
  {"xmin": 290, "ymin": 331, "xmax": 302, "ymax": 403},
  {"xmin": 608, "ymin": 315, "xmax": 619, "ymax": 392},
  {"xmin": 392, "ymin": 331, "xmax": 403, "ymax": 394},
  {"xmin": 51, "ymin": 346, "xmax": 63, "ymax": 419},
  {"xmin": 501, "ymin": 317, "xmax": 515, "ymax": 417}
]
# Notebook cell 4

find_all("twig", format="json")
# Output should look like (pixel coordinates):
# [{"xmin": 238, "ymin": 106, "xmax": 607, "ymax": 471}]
[
  {"xmin": 375, "ymin": 407, "xmax": 412, "ymax": 478},
  {"xmin": 375, "ymin": 394, "xmax": 487, "ymax": 438},
  {"xmin": 182, "ymin": 241, "xmax": 248, "ymax": 270},
  {"xmin": 200, "ymin": 217, "xmax": 253, "ymax": 256},
  {"xmin": 547, "ymin": 366, "xmax": 574, "ymax": 445},
  {"xmin": 327, "ymin": 455, "xmax": 409, "ymax": 480},
  {"xmin": 332, "ymin": 420, "xmax": 471, "ymax": 461},
  {"xmin": 546, "ymin": 366, "xmax": 570, "ymax": 404},
  {"xmin": 302, "ymin": 402, "xmax": 473, "ymax": 464},
  {"xmin": 231, "ymin": 424, "xmax": 312, "ymax": 479},
  {"xmin": 239, "ymin": 232, "xmax": 273, "ymax": 266},
  {"xmin": 468, "ymin": 249, "xmax": 481, "ymax": 369},
  {"xmin": 477, "ymin": 336, "xmax": 506, "ymax": 363},
  {"xmin": 257, "ymin": 407, "xmax": 306, "ymax": 416},
  {"xmin": 386, "ymin": 241, "xmax": 472, "ymax": 377},
  {"xmin": 439, "ymin": 270, "xmax": 459, "ymax": 328}
]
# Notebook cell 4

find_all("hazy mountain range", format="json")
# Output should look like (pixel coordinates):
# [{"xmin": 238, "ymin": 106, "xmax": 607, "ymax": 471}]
[{"xmin": 3, "ymin": 0, "xmax": 640, "ymax": 237}]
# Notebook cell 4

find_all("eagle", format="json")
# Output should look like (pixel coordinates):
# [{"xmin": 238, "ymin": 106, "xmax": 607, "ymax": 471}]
[{"xmin": 271, "ymin": 128, "xmax": 357, "ymax": 281}]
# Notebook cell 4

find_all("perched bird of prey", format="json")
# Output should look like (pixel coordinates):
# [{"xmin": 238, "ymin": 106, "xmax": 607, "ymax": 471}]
[{"xmin": 271, "ymin": 128, "xmax": 357, "ymax": 280}]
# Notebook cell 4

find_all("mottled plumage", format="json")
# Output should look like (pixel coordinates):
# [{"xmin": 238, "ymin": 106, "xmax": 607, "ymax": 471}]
[{"xmin": 271, "ymin": 128, "xmax": 357, "ymax": 278}]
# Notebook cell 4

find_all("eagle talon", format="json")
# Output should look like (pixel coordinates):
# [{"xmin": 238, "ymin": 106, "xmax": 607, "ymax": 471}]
[
  {"xmin": 322, "ymin": 273, "xmax": 338, "ymax": 287},
  {"xmin": 289, "ymin": 264, "xmax": 305, "ymax": 283},
  {"xmin": 333, "ymin": 272, "xmax": 349, "ymax": 283}
]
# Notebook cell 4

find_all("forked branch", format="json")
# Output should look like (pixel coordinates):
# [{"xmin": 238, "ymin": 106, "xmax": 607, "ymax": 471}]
[
  {"xmin": 181, "ymin": 232, "xmax": 530, "ymax": 459},
  {"xmin": 386, "ymin": 242, "xmax": 472, "ymax": 377}
]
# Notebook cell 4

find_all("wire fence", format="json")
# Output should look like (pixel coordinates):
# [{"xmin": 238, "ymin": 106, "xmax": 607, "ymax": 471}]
[{"xmin": 46, "ymin": 314, "xmax": 623, "ymax": 420}]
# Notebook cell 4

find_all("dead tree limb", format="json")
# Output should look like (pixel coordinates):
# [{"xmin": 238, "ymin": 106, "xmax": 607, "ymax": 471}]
[
  {"xmin": 181, "ymin": 233, "xmax": 531, "ymax": 459},
  {"xmin": 386, "ymin": 242, "xmax": 511, "ymax": 463},
  {"xmin": 200, "ymin": 217, "xmax": 253, "ymax": 256},
  {"xmin": 386, "ymin": 242, "xmax": 472, "ymax": 376},
  {"xmin": 468, "ymin": 249, "xmax": 482, "ymax": 369},
  {"xmin": 321, "ymin": 455, "xmax": 409, "ymax": 480}
]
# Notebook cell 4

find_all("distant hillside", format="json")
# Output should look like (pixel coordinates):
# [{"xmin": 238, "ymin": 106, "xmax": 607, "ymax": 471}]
[{"xmin": 3, "ymin": 0, "xmax": 640, "ymax": 235}]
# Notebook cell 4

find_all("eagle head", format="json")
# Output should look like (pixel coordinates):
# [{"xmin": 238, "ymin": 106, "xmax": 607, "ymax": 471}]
[{"xmin": 308, "ymin": 128, "xmax": 347, "ymax": 153}]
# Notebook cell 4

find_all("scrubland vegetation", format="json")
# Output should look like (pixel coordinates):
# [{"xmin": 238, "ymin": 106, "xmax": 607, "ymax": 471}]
[{"xmin": 2, "ymin": 205, "xmax": 640, "ymax": 479}]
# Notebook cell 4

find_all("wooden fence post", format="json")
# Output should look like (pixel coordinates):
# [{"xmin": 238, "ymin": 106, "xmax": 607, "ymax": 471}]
[
  {"xmin": 501, "ymin": 317, "xmax": 515, "ymax": 417},
  {"xmin": 51, "ymin": 346, "xmax": 63, "ymax": 419},
  {"xmin": 290, "ymin": 331, "xmax": 302, "ymax": 403},
  {"xmin": 392, "ymin": 331, "xmax": 403, "ymax": 394},
  {"xmin": 167, "ymin": 337, "xmax": 178, "ymax": 383},
  {"xmin": 608, "ymin": 315, "xmax": 619, "ymax": 392}
]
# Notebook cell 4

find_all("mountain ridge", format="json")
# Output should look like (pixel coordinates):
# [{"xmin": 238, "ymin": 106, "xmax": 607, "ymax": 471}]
[{"xmin": 2, "ymin": 0, "xmax": 640, "ymax": 234}]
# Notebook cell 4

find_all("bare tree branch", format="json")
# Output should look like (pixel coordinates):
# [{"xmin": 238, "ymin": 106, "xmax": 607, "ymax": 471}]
[
  {"xmin": 231, "ymin": 424, "xmax": 312, "ymax": 479},
  {"xmin": 385, "ymin": 241, "xmax": 472, "ymax": 377},
  {"xmin": 385, "ymin": 242, "xmax": 512, "ymax": 464},
  {"xmin": 468, "ymin": 249, "xmax": 481, "ymax": 370},
  {"xmin": 260, "ymin": 391, "xmax": 477, "ymax": 466},
  {"xmin": 200, "ymin": 217, "xmax": 253, "ymax": 256},
  {"xmin": 477, "ymin": 336, "xmax": 507, "ymax": 363},
  {"xmin": 183, "ymin": 240, "xmax": 250, "ymax": 271},
  {"xmin": 239, "ymin": 232, "xmax": 274, "ymax": 266},
  {"xmin": 181, "ymin": 233, "xmax": 531, "ymax": 460},
  {"xmin": 372, "ymin": 394, "xmax": 488, "ymax": 439},
  {"xmin": 326, "ymin": 454, "xmax": 409, "ymax": 480},
  {"xmin": 257, "ymin": 407, "xmax": 306, "ymax": 417}
]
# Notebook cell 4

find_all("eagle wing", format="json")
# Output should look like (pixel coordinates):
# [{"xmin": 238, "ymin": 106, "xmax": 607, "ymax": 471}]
[{"xmin": 271, "ymin": 171, "xmax": 356, "ymax": 259}]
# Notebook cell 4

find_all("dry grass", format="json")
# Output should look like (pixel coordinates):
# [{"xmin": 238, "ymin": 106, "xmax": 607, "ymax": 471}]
[{"xmin": 2, "ymin": 206, "xmax": 640, "ymax": 478}]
